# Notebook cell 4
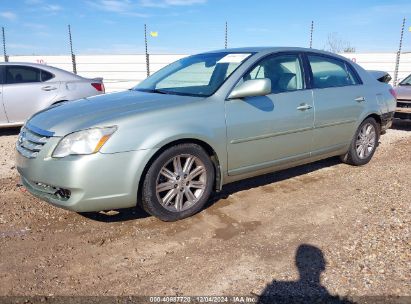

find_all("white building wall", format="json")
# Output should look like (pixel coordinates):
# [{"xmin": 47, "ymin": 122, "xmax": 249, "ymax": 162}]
[
  {"xmin": 1, "ymin": 53, "xmax": 411, "ymax": 92},
  {"xmin": 2, "ymin": 54, "xmax": 187, "ymax": 93}
]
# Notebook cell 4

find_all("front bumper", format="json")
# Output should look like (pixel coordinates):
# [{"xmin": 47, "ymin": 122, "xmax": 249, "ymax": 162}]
[{"xmin": 16, "ymin": 144, "xmax": 157, "ymax": 212}]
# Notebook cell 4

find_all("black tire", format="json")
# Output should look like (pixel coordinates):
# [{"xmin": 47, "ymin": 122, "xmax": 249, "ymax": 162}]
[
  {"xmin": 141, "ymin": 143, "xmax": 215, "ymax": 221},
  {"xmin": 340, "ymin": 117, "xmax": 380, "ymax": 166}
]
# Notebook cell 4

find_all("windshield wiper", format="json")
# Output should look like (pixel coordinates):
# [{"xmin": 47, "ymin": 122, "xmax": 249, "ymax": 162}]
[
  {"xmin": 134, "ymin": 88, "xmax": 174, "ymax": 94},
  {"xmin": 133, "ymin": 88, "xmax": 207, "ymax": 97},
  {"xmin": 153, "ymin": 89, "xmax": 174, "ymax": 94}
]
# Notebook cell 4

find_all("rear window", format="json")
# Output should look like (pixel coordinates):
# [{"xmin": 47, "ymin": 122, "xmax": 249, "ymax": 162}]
[
  {"xmin": 6, "ymin": 66, "xmax": 41, "ymax": 84},
  {"xmin": 308, "ymin": 55, "xmax": 360, "ymax": 88},
  {"xmin": 399, "ymin": 74, "xmax": 411, "ymax": 85},
  {"xmin": 41, "ymin": 70, "xmax": 54, "ymax": 82}
]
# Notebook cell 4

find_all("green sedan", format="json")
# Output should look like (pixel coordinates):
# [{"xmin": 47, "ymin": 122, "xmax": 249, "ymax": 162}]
[{"xmin": 16, "ymin": 47, "xmax": 396, "ymax": 221}]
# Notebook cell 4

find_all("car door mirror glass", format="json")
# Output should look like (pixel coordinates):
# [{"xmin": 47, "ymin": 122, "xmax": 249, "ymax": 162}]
[{"xmin": 228, "ymin": 79, "xmax": 271, "ymax": 99}]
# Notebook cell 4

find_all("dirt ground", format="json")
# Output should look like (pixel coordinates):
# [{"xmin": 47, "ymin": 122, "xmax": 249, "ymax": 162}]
[{"xmin": 0, "ymin": 122, "xmax": 410, "ymax": 301}]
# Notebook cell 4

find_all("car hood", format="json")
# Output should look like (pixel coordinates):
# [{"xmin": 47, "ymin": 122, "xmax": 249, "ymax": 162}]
[
  {"xmin": 28, "ymin": 90, "xmax": 203, "ymax": 136},
  {"xmin": 394, "ymin": 86, "xmax": 411, "ymax": 100}
]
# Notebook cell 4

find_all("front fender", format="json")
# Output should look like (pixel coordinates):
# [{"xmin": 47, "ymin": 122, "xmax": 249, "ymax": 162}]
[
  {"xmin": 105, "ymin": 126, "xmax": 227, "ymax": 193},
  {"xmin": 99, "ymin": 100, "xmax": 228, "ymax": 185},
  {"xmin": 144, "ymin": 127, "xmax": 227, "ymax": 189}
]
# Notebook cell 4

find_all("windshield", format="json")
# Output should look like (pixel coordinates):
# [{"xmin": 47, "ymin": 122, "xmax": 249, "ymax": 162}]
[
  {"xmin": 399, "ymin": 74, "xmax": 411, "ymax": 86},
  {"xmin": 133, "ymin": 52, "xmax": 253, "ymax": 97}
]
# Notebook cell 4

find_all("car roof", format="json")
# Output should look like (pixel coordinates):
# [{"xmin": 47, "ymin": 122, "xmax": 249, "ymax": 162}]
[
  {"xmin": 203, "ymin": 46, "xmax": 298, "ymax": 53},
  {"xmin": 202, "ymin": 46, "xmax": 351, "ymax": 61},
  {"xmin": 0, "ymin": 62, "xmax": 83, "ymax": 80}
]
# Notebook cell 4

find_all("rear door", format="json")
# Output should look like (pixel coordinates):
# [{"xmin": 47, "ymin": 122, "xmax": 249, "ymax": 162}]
[
  {"xmin": 0, "ymin": 66, "xmax": 7, "ymax": 124},
  {"xmin": 2, "ymin": 65, "xmax": 58, "ymax": 123},
  {"xmin": 306, "ymin": 54, "xmax": 366, "ymax": 156}
]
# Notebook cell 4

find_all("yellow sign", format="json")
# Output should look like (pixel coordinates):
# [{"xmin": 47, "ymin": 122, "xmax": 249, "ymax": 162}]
[
  {"xmin": 150, "ymin": 31, "xmax": 158, "ymax": 37},
  {"xmin": 409, "ymin": 26, "xmax": 411, "ymax": 32}
]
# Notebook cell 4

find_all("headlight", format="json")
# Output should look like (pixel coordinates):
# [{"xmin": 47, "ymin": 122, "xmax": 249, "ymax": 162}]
[{"xmin": 52, "ymin": 127, "xmax": 117, "ymax": 158}]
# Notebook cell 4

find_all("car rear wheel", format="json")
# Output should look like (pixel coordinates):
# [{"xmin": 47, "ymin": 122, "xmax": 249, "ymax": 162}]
[
  {"xmin": 340, "ymin": 117, "xmax": 380, "ymax": 166},
  {"xmin": 141, "ymin": 143, "xmax": 215, "ymax": 221}
]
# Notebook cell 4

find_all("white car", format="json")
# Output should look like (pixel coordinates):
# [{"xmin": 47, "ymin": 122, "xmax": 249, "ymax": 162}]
[{"xmin": 0, "ymin": 62, "xmax": 104, "ymax": 127}]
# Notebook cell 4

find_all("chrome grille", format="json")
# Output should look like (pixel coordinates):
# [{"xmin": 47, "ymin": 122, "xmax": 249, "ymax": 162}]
[{"xmin": 16, "ymin": 126, "xmax": 51, "ymax": 159}]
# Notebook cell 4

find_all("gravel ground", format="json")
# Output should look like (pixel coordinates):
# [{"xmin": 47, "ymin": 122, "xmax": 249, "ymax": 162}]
[
  {"xmin": 0, "ymin": 128, "xmax": 18, "ymax": 180},
  {"xmin": 0, "ymin": 121, "xmax": 410, "ymax": 302}
]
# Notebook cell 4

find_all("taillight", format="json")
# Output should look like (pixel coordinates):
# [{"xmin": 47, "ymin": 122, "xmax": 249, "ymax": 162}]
[
  {"xmin": 91, "ymin": 83, "xmax": 105, "ymax": 92},
  {"xmin": 389, "ymin": 88, "xmax": 397, "ymax": 99}
]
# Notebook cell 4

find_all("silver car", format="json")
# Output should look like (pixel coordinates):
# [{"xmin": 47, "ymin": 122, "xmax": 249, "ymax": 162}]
[
  {"xmin": 394, "ymin": 73, "xmax": 411, "ymax": 120},
  {"xmin": 0, "ymin": 62, "xmax": 104, "ymax": 127},
  {"xmin": 16, "ymin": 47, "xmax": 396, "ymax": 221}
]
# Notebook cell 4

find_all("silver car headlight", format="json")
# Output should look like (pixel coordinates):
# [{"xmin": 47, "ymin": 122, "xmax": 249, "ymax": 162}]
[{"xmin": 52, "ymin": 127, "xmax": 117, "ymax": 158}]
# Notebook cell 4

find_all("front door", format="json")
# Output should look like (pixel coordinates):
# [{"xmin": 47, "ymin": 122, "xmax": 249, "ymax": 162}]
[
  {"xmin": 225, "ymin": 53, "xmax": 314, "ymax": 176},
  {"xmin": 2, "ymin": 65, "xmax": 58, "ymax": 123}
]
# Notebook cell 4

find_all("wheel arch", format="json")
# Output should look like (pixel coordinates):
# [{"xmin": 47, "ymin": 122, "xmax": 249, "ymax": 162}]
[
  {"xmin": 362, "ymin": 112, "xmax": 382, "ymax": 133},
  {"xmin": 365, "ymin": 113, "xmax": 382, "ymax": 125},
  {"xmin": 136, "ymin": 138, "xmax": 223, "ymax": 207},
  {"xmin": 51, "ymin": 99, "xmax": 68, "ymax": 106}
]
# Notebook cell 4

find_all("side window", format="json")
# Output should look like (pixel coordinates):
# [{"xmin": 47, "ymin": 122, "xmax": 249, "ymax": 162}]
[
  {"xmin": 0, "ymin": 66, "xmax": 4, "ymax": 84},
  {"xmin": 40, "ymin": 70, "xmax": 54, "ymax": 82},
  {"xmin": 308, "ymin": 55, "xmax": 360, "ymax": 88},
  {"xmin": 243, "ymin": 54, "xmax": 304, "ymax": 93},
  {"xmin": 5, "ymin": 66, "xmax": 41, "ymax": 84}
]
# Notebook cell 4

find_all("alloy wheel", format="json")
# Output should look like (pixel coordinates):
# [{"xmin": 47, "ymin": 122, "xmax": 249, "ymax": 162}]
[
  {"xmin": 155, "ymin": 154, "xmax": 207, "ymax": 212},
  {"xmin": 355, "ymin": 123, "xmax": 376, "ymax": 159}
]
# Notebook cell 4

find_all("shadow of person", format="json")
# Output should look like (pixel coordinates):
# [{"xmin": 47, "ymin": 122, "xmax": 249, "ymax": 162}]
[{"xmin": 258, "ymin": 244, "xmax": 353, "ymax": 304}]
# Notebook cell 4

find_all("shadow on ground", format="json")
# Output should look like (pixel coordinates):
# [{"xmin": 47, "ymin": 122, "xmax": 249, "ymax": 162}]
[
  {"xmin": 392, "ymin": 119, "xmax": 411, "ymax": 131},
  {"xmin": 83, "ymin": 156, "xmax": 341, "ymax": 223},
  {"xmin": 208, "ymin": 156, "xmax": 341, "ymax": 206},
  {"xmin": 257, "ymin": 244, "xmax": 354, "ymax": 304},
  {"xmin": 0, "ymin": 127, "xmax": 20, "ymax": 136},
  {"xmin": 79, "ymin": 207, "xmax": 150, "ymax": 222}
]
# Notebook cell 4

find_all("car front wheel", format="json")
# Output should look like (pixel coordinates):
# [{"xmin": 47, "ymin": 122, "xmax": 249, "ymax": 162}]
[{"xmin": 141, "ymin": 143, "xmax": 215, "ymax": 221}]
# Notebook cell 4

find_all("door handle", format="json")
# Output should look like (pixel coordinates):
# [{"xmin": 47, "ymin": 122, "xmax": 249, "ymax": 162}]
[
  {"xmin": 42, "ymin": 86, "xmax": 57, "ymax": 91},
  {"xmin": 355, "ymin": 96, "xmax": 366, "ymax": 102},
  {"xmin": 297, "ymin": 103, "xmax": 313, "ymax": 111}
]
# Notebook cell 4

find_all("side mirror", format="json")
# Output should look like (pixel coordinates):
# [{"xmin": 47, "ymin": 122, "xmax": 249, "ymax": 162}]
[{"xmin": 228, "ymin": 78, "xmax": 271, "ymax": 99}]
